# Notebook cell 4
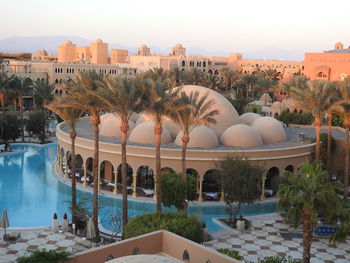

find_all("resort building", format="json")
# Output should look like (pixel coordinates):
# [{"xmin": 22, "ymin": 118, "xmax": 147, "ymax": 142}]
[
  {"xmin": 56, "ymin": 85, "xmax": 329, "ymax": 203},
  {"xmin": 304, "ymin": 42, "xmax": 350, "ymax": 81}
]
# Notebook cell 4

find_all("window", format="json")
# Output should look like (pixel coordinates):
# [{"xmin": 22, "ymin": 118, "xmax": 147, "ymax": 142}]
[
  {"xmin": 316, "ymin": 72, "xmax": 327, "ymax": 78},
  {"xmin": 183, "ymin": 250, "xmax": 190, "ymax": 262},
  {"xmin": 182, "ymin": 61, "xmax": 185, "ymax": 67},
  {"xmin": 203, "ymin": 61, "xmax": 206, "ymax": 67}
]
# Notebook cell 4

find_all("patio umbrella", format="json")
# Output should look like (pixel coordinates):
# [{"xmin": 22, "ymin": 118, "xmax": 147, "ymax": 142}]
[
  {"xmin": 0, "ymin": 209, "xmax": 9, "ymax": 236},
  {"xmin": 62, "ymin": 213, "xmax": 69, "ymax": 232},
  {"xmin": 86, "ymin": 217, "xmax": 96, "ymax": 240},
  {"xmin": 52, "ymin": 213, "xmax": 59, "ymax": 230}
]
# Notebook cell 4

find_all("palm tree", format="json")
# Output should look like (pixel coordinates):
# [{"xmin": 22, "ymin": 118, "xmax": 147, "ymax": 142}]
[
  {"xmin": 61, "ymin": 71, "xmax": 107, "ymax": 240},
  {"xmin": 0, "ymin": 73, "xmax": 10, "ymax": 114},
  {"xmin": 100, "ymin": 77, "xmax": 149, "ymax": 227},
  {"xmin": 219, "ymin": 67, "xmax": 234, "ymax": 91},
  {"xmin": 203, "ymin": 74, "xmax": 222, "ymax": 91},
  {"xmin": 238, "ymin": 73, "xmax": 259, "ymax": 99},
  {"xmin": 144, "ymin": 80, "xmax": 181, "ymax": 211},
  {"xmin": 12, "ymin": 77, "xmax": 31, "ymax": 140},
  {"xmin": 289, "ymin": 80, "xmax": 335, "ymax": 161},
  {"xmin": 32, "ymin": 80, "xmax": 54, "ymax": 109},
  {"xmin": 145, "ymin": 67, "xmax": 168, "ymax": 82},
  {"xmin": 45, "ymin": 96, "xmax": 83, "ymax": 226},
  {"xmin": 167, "ymin": 67, "xmax": 183, "ymax": 87},
  {"xmin": 183, "ymin": 68, "xmax": 205, "ymax": 86},
  {"xmin": 335, "ymin": 78, "xmax": 350, "ymax": 199},
  {"xmin": 170, "ymin": 91, "xmax": 219, "ymax": 179},
  {"xmin": 278, "ymin": 161, "xmax": 341, "ymax": 263}
]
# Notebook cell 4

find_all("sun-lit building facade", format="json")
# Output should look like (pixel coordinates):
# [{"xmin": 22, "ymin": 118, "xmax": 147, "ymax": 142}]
[{"xmin": 304, "ymin": 42, "xmax": 350, "ymax": 81}]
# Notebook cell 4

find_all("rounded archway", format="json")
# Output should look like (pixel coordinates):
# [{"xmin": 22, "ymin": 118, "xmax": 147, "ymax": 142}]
[
  {"xmin": 84, "ymin": 157, "xmax": 93, "ymax": 184},
  {"xmin": 75, "ymin": 154, "xmax": 84, "ymax": 182},
  {"xmin": 117, "ymin": 163, "xmax": 133, "ymax": 194},
  {"xmin": 136, "ymin": 165, "xmax": 154, "ymax": 197},
  {"xmin": 100, "ymin": 160, "xmax": 114, "ymax": 183},
  {"xmin": 202, "ymin": 169, "xmax": 221, "ymax": 201},
  {"xmin": 285, "ymin": 165, "xmax": 294, "ymax": 173},
  {"xmin": 264, "ymin": 167, "xmax": 280, "ymax": 197}
]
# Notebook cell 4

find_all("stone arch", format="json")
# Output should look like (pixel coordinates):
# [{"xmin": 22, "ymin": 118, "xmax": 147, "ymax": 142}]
[
  {"xmin": 132, "ymin": 247, "xmax": 140, "ymax": 255},
  {"xmin": 285, "ymin": 165, "xmax": 294, "ymax": 173},
  {"xmin": 187, "ymin": 168, "xmax": 199, "ymax": 192},
  {"xmin": 66, "ymin": 151, "xmax": 72, "ymax": 175},
  {"xmin": 183, "ymin": 250, "xmax": 190, "ymax": 262},
  {"xmin": 214, "ymin": 69, "xmax": 219, "ymax": 75},
  {"xmin": 208, "ymin": 69, "xmax": 213, "ymax": 75},
  {"xmin": 160, "ymin": 167, "xmax": 175, "ymax": 174},
  {"xmin": 117, "ymin": 163, "xmax": 133, "ymax": 187},
  {"xmin": 202, "ymin": 169, "xmax": 221, "ymax": 201},
  {"xmin": 75, "ymin": 154, "xmax": 84, "ymax": 181},
  {"xmin": 100, "ymin": 160, "xmax": 114, "ymax": 183},
  {"xmin": 85, "ymin": 157, "xmax": 93, "ymax": 183},
  {"xmin": 265, "ymin": 167, "xmax": 280, "ymax": 196},
  {"xmin": 136, "ymin": 165, "xmax": 154, "ymax": 196}
]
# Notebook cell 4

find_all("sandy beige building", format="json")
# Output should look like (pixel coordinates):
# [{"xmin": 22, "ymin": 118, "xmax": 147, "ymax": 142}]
[{"xmin": 304, "ymin": 42, "xmax": 350, "ymax": 81}]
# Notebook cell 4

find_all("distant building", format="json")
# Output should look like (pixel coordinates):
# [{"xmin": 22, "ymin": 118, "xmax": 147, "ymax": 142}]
[{"xmin": 304, "ymin": 42, "xmax": 350, "ymax": 81}]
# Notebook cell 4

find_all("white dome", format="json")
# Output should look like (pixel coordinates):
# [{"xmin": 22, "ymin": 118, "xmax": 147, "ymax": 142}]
[
  {"xmin": 220, "ymin": 124, "xmax": 263, "ymax": 147},
  {"xmin": 251, "ymin": 117, "xmax": 287, "ymax": 143},
  {"xmin": 135, "ymin": 113, "xmax": 153, "ymax": 125},
  {"xmin": 136, "ymin": 114, "xmax": 180, "ymax": 139},
  {"xmin": 175, "ymin": 125, "xmax": 219, "ymax": 148},
  {"xmin": 240, "ymin": 112, "xmax": 261, "ymax": 126},
  {"xmin": 99, "ymin": 114, "xmax": 135, "ymax": 138},
  {"xmin": 109, "ymin": 254, "xmax": 181, "ymax": 263},
  {"xmin": 176, "ymin": 85, "xmax": 241, "ymax": 136},
  {"xmin": 129, "ymin": 122, "xmax": 172, "ymax": 145}
]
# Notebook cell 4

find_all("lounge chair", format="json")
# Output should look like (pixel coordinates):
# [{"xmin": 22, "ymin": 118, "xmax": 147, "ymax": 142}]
[{"xmin": 4, "ymin": 231, "xmax": 21, "ymax": 241}]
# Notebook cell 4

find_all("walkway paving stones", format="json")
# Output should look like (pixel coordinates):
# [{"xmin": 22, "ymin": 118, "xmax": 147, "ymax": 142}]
[{"xmin": 205, "ymin": 214, "xmax": 350, "ymax": 263}]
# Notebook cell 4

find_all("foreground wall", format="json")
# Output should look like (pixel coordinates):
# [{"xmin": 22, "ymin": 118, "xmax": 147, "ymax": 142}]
[{"xmin": 69, "ymin": 231, "xmax": 238, "ymax": 263}]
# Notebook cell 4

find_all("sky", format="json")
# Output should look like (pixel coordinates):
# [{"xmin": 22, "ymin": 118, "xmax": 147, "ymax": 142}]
[{"xmin": 1, "ymin": 0, "xmax": 350, "ymax": 57}]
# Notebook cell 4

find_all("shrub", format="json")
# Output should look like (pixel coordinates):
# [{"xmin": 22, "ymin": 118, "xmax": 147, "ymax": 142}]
[
  {"xmin": 16, "ymin": 249, "xmax": 71, "ymax": 263},
  {"xmin": 216, "ymin": 248, "xmax": 242, "ymax": 260},
  {"xmin": 277, "ymin": 110, "xmax": 313, "ymax": 125},
  {"xmin": 124, "ymin": 212, "xmax": 203, "ymax": 243},
  {"xmin": 244, "ymin": 103, "xmax": 262, "ymax": 114},
  {"xmin": 227, "ymin": 98, "xmax": 250, "ymax": 115},
  {"xmin": 0, "ymin": 111, "xmax": 21, "ymax": 142}
]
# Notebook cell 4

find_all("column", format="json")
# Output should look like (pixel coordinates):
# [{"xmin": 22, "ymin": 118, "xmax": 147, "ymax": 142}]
[
  {"xmin": 132, "ymin": 175, "xmax": 137, "ymax": 197},
  {"xmin": 260, "ymin": 174, "xmax": 266, "ymax": 200},
  {"xmin": 113, "ymin": 172, "xmax": 117, "ymax": 194},
  {"xmin": 220, "ymin": 189, "xmax": 225, "ymax": 202},
  {"xmin": 198, "ymin": 178, "xmax": 203, "ymax": 202},
  {"xmin": 83, "ymin": 164, "xmax": 87, "ymax": 187}
]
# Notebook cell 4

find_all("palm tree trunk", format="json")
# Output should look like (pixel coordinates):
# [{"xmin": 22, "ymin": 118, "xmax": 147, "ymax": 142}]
[
  {"xmin": 181, "ymin": 133, "xmax": 189, "ymax": 181},
  {"xmin": 70, "ymin": 129, "xmax": 77, "ymax": 225},
  {"xmin": 12, "ymin": 99, "xmax": 17, "ymax": 111},
  {"xmin": 302, "ymin": 209, "xmax": 313, "ymax": 263},
  {"xmin": 344, "ymin": 124, "xmax": 349, "ymax": 200},
  {"xmin": 314, "ymin": 118, "xmax": 321, "ymax": 161},
  {"xmin": 19, "ymin": 95, "xmax": 24, "ymax": 141},
  {"xmin": 91, "ymin": 116, "xmax": 100, "ymax": 240},
  {"xmin": 155, "ymin": 123, "xmax": 162, "ymax": 212},
  {"xmin": 327, "ymin": 111, "xmax": 332, "ymax": 176},
  {"xmin": 121, "ymin": 122, "xmax": 129, "ymax": 227}
]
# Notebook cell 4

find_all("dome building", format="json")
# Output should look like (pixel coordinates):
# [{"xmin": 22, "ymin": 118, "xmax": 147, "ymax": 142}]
[{"xmin": 57, "ymin": 85, "xmax": 315, "ymax": 202}]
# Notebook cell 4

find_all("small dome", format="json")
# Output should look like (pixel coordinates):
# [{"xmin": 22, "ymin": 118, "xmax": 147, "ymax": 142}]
[
  {"xmin": 96, "ymin": 39, "xmax": 103, "ymax": 43},
  {"xmin": 99, "ymin": 114, "xmax": 135, "ymax": 138},
  {"xmin": 175, "ymin": 43, "xmax": 183, "ymax": 48},
  {"xmin": 240, "ymin": 112, "xmax": 261, "ymax": 126},
  {"xmin": 65, "ymin": 40, "xmax": 72, "ymax": 44},
  {"xmin": 129, "ymin": 122, "xmax": 172, "ymax": 145},
  {"xmin": 135, "ymin": 113, "xmax": 153, "ymax": 125},
  {"xmin": 176, "ymin": 85, "xmax": 241, "ymax": 136},
  {"xmin": 220, "ymin": 124, "xmax": 263, "ymax": 147},
  {"xmin": 140, "ymin": 44, "xmax": 148, "ymax": 48},
  {"xmin": 251, "ymin": 117, "xmax": 287, "ymax": 143},
  {"xmin": 175, "ymin": 125, "xmax": 219, "ymax": 148},
  {"xmin": 163, "ymin": 118, "xmax": 181, "ymax": 139}
]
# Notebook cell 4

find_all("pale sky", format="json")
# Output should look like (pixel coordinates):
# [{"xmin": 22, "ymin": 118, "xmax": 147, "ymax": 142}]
[{"xmin": 1, "ymin": 0, "xmax": 350, "ymax": 55}]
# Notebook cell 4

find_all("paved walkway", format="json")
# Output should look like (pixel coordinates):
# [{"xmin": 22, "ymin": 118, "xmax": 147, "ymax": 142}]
[
  {"xmin": 0, "ymin": 228, "xmax": 91, "ymax": 263},
  {"xmin": 204, "ymin": 214, "xmax": 350, "ymax": 263}
]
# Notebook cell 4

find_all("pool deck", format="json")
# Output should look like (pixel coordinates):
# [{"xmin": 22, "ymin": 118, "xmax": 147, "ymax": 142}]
[
  {"xmin": 204, "ymin": 214, "xmax": 350, "ymax": 263},
  {"xmin": 1, "ymin": 213, "xmax": 349, "ymax": 263}
]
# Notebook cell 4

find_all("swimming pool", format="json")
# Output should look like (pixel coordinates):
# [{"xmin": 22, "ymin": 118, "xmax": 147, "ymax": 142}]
[{"xmin": 0, "ymin": 143, "xmax": 277, "ymax": 233}]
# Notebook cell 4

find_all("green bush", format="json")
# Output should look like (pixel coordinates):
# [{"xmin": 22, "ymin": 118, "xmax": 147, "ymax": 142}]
[
  {"xmin": 216, "ymin": 248, "xmax": 242, "ymax": 260},
  {"xmin": 0, "ymin": 111, "xmax": 21, "ymax": 142},
  {"xmin": 244, "ymin": 103, "xmax": 262, "ymax": 114},
  {"xmin": 124, "ymin": 212, "xmax": 203, "ymax": 243},
  {"xmin": 16, "ymin": 249, "xmax": 71, "ymax": 263},
  {"xmin": 257, "ymin": 256, "xmax": 301, "ymax": 263},
  {"xmin": 277, "ymin": 110, "xmax": 313, "ymax": 125},
  {"xmin": 227, "ymin": 98, "xmax": 250, "ymax": 115},
  {"xmin": 161, "ymin": 172, "xmax": 197, "ymax": 210},
  {"xmin": 26, "ymin": 111, "xmax": 46, "ymax": 136}
]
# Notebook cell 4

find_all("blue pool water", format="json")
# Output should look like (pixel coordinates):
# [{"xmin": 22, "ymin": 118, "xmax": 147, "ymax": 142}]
[{"xmin": 0, "ymin": 143, "xmax": 277, "ymax": 233}]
